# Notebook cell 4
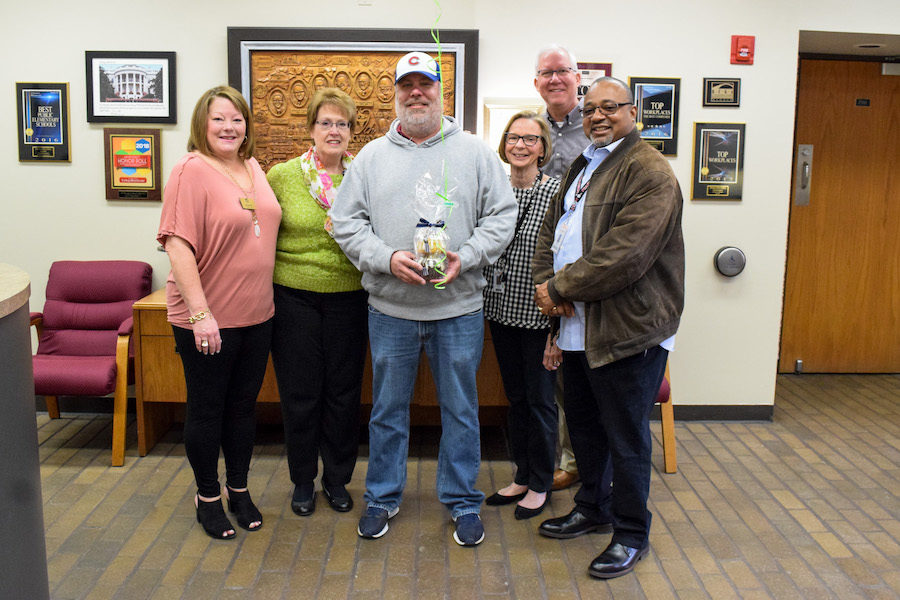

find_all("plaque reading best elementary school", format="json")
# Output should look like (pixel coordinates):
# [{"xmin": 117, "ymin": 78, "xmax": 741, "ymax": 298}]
[{"xmin": 16, "ymin": 82, "xmax": 71, "ymax": 162}]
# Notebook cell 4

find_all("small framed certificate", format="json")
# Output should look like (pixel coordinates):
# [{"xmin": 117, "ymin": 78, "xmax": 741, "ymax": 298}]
[
  {"xmin": 630, "ymin": 77, "xmax": 680, "ymax": 155},
  {"xmin": 103, "ymin": 128, "xmax": 162, "ymax": 201},
  {"xmin": 691, "ymin": 122, "xmax": 745, "ymax": 201},
  {"xmin": 16, "ymin": 82, "xmax": 71, "ymax": 162},
  {"xmin": 703, "ymin": 78, "xmax": 741, "ymax": 107}
]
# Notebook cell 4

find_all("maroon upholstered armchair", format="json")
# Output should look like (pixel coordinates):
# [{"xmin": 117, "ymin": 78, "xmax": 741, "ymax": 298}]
[{"xmin": 30, "ymin": 260, "xmax": 152, "ymax": 466}]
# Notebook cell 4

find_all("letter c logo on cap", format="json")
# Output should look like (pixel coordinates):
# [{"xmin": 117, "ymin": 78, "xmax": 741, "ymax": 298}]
[{"xmin": 409, "ymin": 56, "xmax": 420, "ymax": 65}]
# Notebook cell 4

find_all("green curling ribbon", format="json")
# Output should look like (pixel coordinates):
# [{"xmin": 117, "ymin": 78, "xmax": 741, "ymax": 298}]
[{"xmin": 431, "ymin": 0, "xmax": 453, "ymax": 291}]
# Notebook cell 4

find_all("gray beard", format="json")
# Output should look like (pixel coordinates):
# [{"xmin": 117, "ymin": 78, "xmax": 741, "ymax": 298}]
[{"xmin": 397, "ymin": 105, "xmax": 442, "ymax": 140}]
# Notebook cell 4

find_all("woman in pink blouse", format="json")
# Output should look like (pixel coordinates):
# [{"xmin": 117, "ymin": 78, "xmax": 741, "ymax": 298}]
[{"xmin": 157, "ymin": 86, "xmax": 281, "ymax": 539}]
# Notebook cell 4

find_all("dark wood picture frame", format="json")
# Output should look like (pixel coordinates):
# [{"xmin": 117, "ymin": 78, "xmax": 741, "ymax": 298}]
[
  {"xmin": 85, "ymin": 51, "xmax": 176, "ymax": 123},
  {"xmin": 103, "ymin": 128, "xmax": 162, "ymax": 201}
]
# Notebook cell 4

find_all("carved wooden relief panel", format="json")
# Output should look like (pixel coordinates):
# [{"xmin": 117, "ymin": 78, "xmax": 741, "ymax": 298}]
[
  {"xmin": 250, "ymin": 51, "xmax": 456, "ymax": 171},
  {"xmin": 228, "ymin": 28, "xmax": 479, "ymax": 172}
]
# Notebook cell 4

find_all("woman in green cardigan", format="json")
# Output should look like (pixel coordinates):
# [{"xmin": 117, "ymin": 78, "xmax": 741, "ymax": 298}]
[{"xmin": 267, "ymin": 88, "xmax": 365, "ymax": 517}]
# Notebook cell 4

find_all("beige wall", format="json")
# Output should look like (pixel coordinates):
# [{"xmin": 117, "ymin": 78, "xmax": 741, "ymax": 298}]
[{"xmin": 3, "ymin": 0, "xmax": 897, "ymax": 408}]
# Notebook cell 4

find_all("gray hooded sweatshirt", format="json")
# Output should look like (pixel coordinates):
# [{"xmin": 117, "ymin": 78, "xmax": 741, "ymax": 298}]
[{"xmin": 332, "ymin": 116, "xmax": 517, "ymax": 321}]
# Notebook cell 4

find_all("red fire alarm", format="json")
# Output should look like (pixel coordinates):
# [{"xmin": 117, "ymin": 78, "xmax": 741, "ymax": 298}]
[{"xmin": 731, "ymin": 35, "xmax": 755, "ymax": 64}]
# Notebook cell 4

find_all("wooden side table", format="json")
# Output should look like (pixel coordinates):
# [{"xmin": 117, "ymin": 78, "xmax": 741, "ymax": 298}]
[{"xmin": 132, "ymin": 290, "xmax": 507, "ymax": 456}]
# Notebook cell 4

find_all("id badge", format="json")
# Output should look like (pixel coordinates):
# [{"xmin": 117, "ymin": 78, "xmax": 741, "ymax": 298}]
[
  {"xmin": 491, "ymin": 267, "xmax": 506, "ymax": 293},
  {"xmin": 550, "ymin": 220, "xmax": 569, "ymax": 254}
]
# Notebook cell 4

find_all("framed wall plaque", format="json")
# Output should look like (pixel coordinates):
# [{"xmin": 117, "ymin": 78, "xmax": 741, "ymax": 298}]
[
  {"xmin": 703, "ymin": 78, "xmax": 741, "ymax": 107},
  {"xmin": 630, "ymin": 77, "xmax": 680, "ymax": 155},
  {"xmin": 103, "ymin": 128, "xmax": 162, "ymax": 201},
  {"xmin": 691, "ymin": 122, "xmax": 745, "ymax": 201},
  {"xmin": 576, "ymin": 62, "xmax": 613, "ymax": 98},
  {"xmin": 86, "ymin": 51, "xmax": 176, "ymax": 123},
  {"xmin": 228, "ymin": 27, "xmax": 478, "ymax": 171},
  {"xmin": 16, "ymin": 82, "xmax": 70, "ymax": 162}
]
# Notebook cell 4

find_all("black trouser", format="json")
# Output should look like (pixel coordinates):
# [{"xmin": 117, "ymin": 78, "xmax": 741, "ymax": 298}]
[
  {"xmin": 488, "ymin": 321, "xmax": 557, "ymax": 493},
  {"xmin": 271, "ymin": 285, "xmax": 368, "ymax": 489},
  {"xmin": 563, "ymin": 345, "xmax": 668, "ymax": 549},
  {"xmin": 173, "ymin": 319, "xmax": 273, "ymax": 498}
]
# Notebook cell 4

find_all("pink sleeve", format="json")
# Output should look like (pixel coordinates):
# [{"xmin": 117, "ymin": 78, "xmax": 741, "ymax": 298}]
[{"xmin": 157, "ymin": 156, "xmax": 206, "ymax": 252}]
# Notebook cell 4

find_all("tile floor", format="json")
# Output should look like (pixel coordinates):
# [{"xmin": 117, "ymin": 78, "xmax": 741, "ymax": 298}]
[{"xmin": 38, "ymin": 374, "xmax": 900, "ymax": 599}]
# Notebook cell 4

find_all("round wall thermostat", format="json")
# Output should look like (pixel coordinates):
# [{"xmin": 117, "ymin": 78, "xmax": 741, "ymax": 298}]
[{"xmin": 714, "ymin": 246, "xmax": 746, "ymax": 277}]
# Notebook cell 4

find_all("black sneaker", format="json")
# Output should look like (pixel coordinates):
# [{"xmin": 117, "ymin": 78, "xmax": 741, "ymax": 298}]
[
  {"xmin": 357, "ymin": 506, "xmax": 399, "ymax": 539},
  {"xmin": 452, "ymin": 513, "xmax": 485, "ymax": 546}
]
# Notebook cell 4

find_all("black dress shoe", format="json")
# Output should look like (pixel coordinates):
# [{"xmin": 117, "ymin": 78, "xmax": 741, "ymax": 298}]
[
  {"xmin": 485, "ymin": 490, "xmax": 526, "ymax": 506},
  {"xmin": 588, "ymin": 542, "xmax": 649, "ymax": 579},
  {"xmin": 538, "ymin": 507, "xmax": 613, "ymax": 539},
  {"xmin": 514, "ymin": 491, "xmax": 550, "ymax": 520},
  {"xmin": 291, "ymin": 486, "xmax": 316, "ymax": 517},
  {"xmin": 322, "ymin": 485, "xmax": 353, "ymax": 512}
]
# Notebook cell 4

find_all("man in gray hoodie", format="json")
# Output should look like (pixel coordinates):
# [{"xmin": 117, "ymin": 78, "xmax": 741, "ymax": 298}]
[{"xmin": 332, "ymin": 52, "xmax": 517, "ymax": 546}]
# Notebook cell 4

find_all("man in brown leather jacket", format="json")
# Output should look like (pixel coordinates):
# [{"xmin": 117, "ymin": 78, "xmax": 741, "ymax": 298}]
[{"xmin": 532, "ymin": 76, "xmax": 685, "ymax": 579}]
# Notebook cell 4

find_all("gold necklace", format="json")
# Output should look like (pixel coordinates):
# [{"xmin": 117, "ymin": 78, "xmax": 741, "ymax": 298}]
[{"xmin": 216, "ymin": 157, "xmax": 260, "ymax": 238}]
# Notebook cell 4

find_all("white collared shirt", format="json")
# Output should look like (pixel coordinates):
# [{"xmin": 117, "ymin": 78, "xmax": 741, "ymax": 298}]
[{"xmin": 552, "ymin": 139, "xmax": 675, "ymax": 352}]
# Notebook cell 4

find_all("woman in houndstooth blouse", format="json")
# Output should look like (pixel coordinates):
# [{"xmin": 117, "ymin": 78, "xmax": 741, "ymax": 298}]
[{"xmin": 483, "ymin": 111, "xmax": 560, "ymax": 520}]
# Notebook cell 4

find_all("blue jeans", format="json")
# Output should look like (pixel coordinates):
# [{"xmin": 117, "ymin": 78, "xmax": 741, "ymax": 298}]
[{"xmin": 365, "ymin": 306, "xmax": 485, "ymax": 518}]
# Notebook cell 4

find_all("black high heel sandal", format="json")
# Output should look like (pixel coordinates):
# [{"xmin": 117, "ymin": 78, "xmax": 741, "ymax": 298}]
[
  {"xmin": 225, "ymin": 486, "xmax": 263, "ymax": 531},
  {"xmin": 195, "ymin": 495, "xmax": 236, "ymax": 539}
]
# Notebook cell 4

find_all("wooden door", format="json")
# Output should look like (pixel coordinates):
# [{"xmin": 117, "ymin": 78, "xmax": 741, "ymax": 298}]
[{"xmin": 779, "ymin": 59, "xmax": 900, "ymax": 373}]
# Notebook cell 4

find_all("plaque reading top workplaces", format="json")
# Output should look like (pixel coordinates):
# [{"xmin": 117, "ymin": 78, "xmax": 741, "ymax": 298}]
[
  {"xmin": 630, "ymin": 77, "xmax": 680, "ymax": 156},
  {"xmin": 16, "ymin": 82, "xmax": 71, "ymax": 162},
  {"xmin": 691, "ymin": 122, "xmax": 745, "ymax": 201}
]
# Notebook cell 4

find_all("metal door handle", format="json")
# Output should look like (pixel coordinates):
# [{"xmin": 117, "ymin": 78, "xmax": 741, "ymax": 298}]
[{"xmin": 794, "ymin": 145, "xmax": 813, "ymax": 206}]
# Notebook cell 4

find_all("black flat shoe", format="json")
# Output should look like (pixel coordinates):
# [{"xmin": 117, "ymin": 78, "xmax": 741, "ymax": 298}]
[
  {"xmin": 291, "ymin": 485, "xmax": 316, "ymax": 517},
  {"xmin": 588, "ymin": 542, "xmax": 649, "ymax": 579},
  {"xmin": 195, "ymin": 495, "xmax": 236, "ymax": 540},
  {"xmin": 225, "ymin": 486, "xmax": 263, "ymax": 531},
  {"xmin": 538, "ymin": 507, "xmax": 612, "ymax": 539},
  {"xmin": 323, "ymin": 485, "xmax": 353, "ymax": 512},
  {"xmin": 485, "ymin": 490, "xmax": 527, "ymax": 506},
  {"xmin": 514, "ymin": 491, "xmax": 551, "ymax": 520}
]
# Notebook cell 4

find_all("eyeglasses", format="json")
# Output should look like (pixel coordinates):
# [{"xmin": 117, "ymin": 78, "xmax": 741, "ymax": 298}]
[
  {"xmin": 315, "ymin": 120, "xmax": 350, "ymax": 130},
  {"xmin": 580, "ymin": 102, "xmax": 632, "ymax": 118},
  {"xmin": 504, "ymin": 133, "xmax": 540, "ymax": 146},
  {"xmin": 536, "ymin": 68, "xmax": 575, "ymax": 80}
]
